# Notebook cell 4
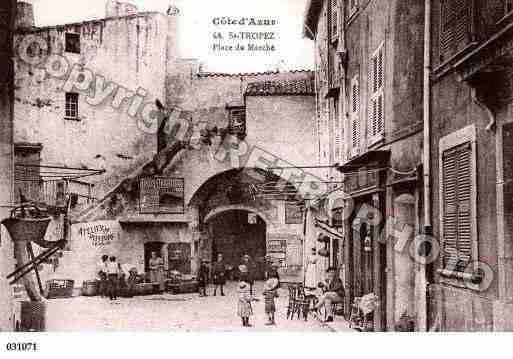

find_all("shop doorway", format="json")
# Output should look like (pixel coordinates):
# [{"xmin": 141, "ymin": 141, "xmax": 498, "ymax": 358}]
[
  {"xmin": 207, "ymin": 210, "xmax": 267, "ymax": 280},
  {"xmin": 144, "ymin": 241, "xmax": 165, "ymax": 273},
  {"xmin": 168, "ymin": 243, "xmax": 191, "ymax": 274}
]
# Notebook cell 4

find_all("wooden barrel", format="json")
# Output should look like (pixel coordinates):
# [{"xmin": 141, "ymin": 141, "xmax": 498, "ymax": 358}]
[{"xmin": 81, "ymin": 280, "xmax": 98, "ymax": 296}]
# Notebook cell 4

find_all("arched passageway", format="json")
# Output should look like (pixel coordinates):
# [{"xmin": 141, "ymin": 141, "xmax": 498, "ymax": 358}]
[{"xmin": 207, "ymin": 209, "xmax": 267, "ymax": 279}]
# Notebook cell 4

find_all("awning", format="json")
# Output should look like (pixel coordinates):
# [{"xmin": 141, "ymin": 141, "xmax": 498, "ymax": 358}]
[
  {"xmin": 337, "ymin": 150, "xmax": 390, "ymax": 173},
  {"xmin": 314, "ymin": 217, "xmax": 344, "ymax": 241}
]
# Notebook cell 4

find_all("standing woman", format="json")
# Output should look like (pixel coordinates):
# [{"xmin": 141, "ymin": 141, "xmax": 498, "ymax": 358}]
[
  {"xmin": 304, "ymin": 247, "xmax": 318, "ymax": 290},
  {"xmin": 213, "ymin": 253, "xmax": 226, "ymax": 296},
  {"xmin": 149, "ymin": 251, "xmax": 165, "ymax": 293}
]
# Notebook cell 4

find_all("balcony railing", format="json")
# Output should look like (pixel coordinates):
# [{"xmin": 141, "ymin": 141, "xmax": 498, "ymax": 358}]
[{"xmin": 14, "ymin": 179, "xmax": 96, "ymax": 209}]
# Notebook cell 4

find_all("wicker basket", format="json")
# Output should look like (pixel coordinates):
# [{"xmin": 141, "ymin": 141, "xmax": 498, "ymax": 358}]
[
  {"xmin": 81, "ymin": 280, "xmax": 98, "ymax": 296},
  {"xmin": 45, "ymin": 279, "xmax": 74, "ymax": 299}
]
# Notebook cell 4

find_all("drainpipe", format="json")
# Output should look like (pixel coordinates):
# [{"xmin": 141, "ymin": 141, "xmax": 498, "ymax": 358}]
[{"xmin": 419, "ymin": 0, "xmax": 432, "ymax": 332}]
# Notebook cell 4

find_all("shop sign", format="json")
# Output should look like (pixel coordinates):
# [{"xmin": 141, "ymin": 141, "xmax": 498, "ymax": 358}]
[{"xmin": 267, "ymin": 239, "xmax": 287, "ymax": 253}]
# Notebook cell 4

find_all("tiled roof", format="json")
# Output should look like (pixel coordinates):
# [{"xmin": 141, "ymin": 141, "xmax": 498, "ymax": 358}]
[
  {"xmin": 197, "ymin": 69, "xmax": 313, "ymax": 78},
  {"xmin": 245, "ymin": 78, "xmax": 315, "ymax": 96}
]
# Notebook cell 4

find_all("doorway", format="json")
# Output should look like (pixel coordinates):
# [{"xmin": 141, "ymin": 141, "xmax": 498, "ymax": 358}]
[
  {"xmin": 144, "ymin": 242, "xmax": 165, "ymax": 273},
  {"xmin": 207, "ymin": 210, "xmax": 267, "ymax": 280}
]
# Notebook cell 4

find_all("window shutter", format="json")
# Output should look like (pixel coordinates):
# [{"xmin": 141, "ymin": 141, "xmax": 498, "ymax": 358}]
[
  {"xmin": 369, "ymin": 44, "xmax": 384, "ymax": 139},
  {"xmin": 442, "ymin": 142, "xmax": 472, "ymax": 270},
  {"xmin": 439, "ymin": 0, "xmax": 473, "ymax": 61},
  {"xmin": 350, "ymin": 76, "xmax": 360, "ymax": 154},
  {"xmin": 333, "ymin": 98, "xmax": 341, "ymax": 163},
  {"xmin": 330, "ymin": 0, "xmax": 338, "ymax": 42}
]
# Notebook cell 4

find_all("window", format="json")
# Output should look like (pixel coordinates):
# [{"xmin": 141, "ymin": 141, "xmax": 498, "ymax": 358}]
[
  {"xmin": 330, "ymin": 0, "xmax": 339, "ymax": 42},
  {"xmin": 439, "ymin": 0, "xmax": 473, "ymax": 62},
  {"xmin": 350, "ymin": 75, "xmax": 360, "ymax": 157},
  {"xmin": 507, "ymin": 0, "xmax": 513, "ymax": 14},
  {"xmin": 228, "ymin": 107, "xmax": 246, "ymax": 136},
  {"xmin": 65, "ymin": 33, "xmax": 81, "ymax": 54},
  {"xmin": 65, "ymin": 92, "xmax": 79, "ymax": 120},
  {"xmin": 350, "ymin": 0, "xmax": 358, "ymax": 17},
  {"xmin": 369, "ymin": 42, "xmax": 385, "ymax": 143},
  {"xmin": 333, "ymin": 98, "xmax": 342, "ymax": 163},
  {"xmin": 439, "ymin": 125, "xmax": 477, "ymax": 275}
]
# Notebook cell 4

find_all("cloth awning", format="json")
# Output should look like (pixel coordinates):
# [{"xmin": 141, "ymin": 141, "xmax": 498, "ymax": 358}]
[
  {"xmin": 337, "ymin": 150, "xmax": 390, "ymax": 173},
  {"xmin": 314, "ymin": 217, "xmax": 344, "ymax": 241}
]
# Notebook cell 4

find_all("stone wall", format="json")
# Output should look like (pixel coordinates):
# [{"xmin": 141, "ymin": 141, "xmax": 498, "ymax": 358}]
[{"xmin": 13, "ymin": 12, "xmax": 176, "ymax": 197}]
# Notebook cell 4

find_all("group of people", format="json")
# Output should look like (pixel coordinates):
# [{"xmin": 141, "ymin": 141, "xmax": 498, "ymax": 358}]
[
  {"xmin": 96, "ymin": 255, "xmax": 135, "ymax": 300},
  {"xmin": 237, "ymin": 257, "xmax": 281, "ymax": 327},
  {"xmin": 96, "ymin": 252, "xmax": 165, "ymax": 301}
]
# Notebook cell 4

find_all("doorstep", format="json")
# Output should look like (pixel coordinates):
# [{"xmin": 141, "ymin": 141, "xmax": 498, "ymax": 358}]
[{"xmin": 318, "ymin": 315, "xmax": 355, "ymax": 332}]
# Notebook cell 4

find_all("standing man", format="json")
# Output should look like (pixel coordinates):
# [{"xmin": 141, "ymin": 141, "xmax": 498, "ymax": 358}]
[
  {"xmin": 242, "ymin": 255, "xmax": 255, "ymax": 296},
  {"xmin": 106, "ymin": 256, "xmax": 120, "ymax": 301},
  {"xmin": 197, "ymin": 259, "xmax": 210, "ymax": 297},
  {"xmin": 212, "ymin": 253, "xmax": 227, "ymax": 296},
  {"xmin": 313, "ymin": 267, "xmax": 345, "ymax": 323},
  {"xmin": 97, "ymin": 255, "xmax": 109, "ymax": 297}
]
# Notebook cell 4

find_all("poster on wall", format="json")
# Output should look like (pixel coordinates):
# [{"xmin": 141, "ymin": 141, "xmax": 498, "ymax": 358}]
[
  {"xmin": 286, "ymin": 239, "xmax": 303, "ymax": 267},
  {"xmin": 285, "ymin": 203, "xmax": 303, "ymax": 224}
]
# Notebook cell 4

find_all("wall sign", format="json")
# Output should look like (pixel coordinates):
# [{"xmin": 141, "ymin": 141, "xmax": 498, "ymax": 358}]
[
  {"xmin": 75, "ymin": 221, "xmax": 119, "ymax": 247},
  {"xmin": 140, "ymin": 177, "xmax": 185, "ymax": 214}
]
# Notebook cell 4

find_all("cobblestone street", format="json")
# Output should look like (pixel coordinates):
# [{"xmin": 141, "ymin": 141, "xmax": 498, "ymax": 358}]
[{"xmin": 45, "ymin": 282, "xmax": 345, "ymax": 332}]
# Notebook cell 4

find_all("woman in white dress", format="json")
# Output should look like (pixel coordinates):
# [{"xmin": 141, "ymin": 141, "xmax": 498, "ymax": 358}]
[{"xmin": 304, "ymin": 247, "xmax": 318, "ymax": 289}]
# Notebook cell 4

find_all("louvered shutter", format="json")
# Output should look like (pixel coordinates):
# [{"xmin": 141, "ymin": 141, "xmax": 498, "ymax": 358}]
[
  {"xmin": 330, "ymin": 0, "xmax": 338, "ymax": 42},
  {"xmin": 369, "ymin": 44, "xmax": 384, "ymax": 139},
  {"xmin": 442, "ymin": 142, "xmax": 472, "ymax": 270},
  {"xmin": 333, "ymin": 98, "xmax": 341, "ymax": 162},
  {"xmin": 439, "ymin": 0, "xmax": 473, "ymax": 62},
  {"xmin": 351, "ymin": 76, "xmax": 360, "ymax": 154}
]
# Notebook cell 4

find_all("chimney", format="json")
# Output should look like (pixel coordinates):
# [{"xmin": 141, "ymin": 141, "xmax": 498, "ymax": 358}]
[
  {"xmin": 106, "ymin": 0, "xmax": 138, "ymax": 18},
  {"xmin": 15, "ymin": 1, "xmax": 35, "ymax": 29}
]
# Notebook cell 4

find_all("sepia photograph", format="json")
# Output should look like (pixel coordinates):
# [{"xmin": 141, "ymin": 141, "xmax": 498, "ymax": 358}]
[{"xmin": 1, "ymin": 0, "xmax": 513, "ymax": 356}]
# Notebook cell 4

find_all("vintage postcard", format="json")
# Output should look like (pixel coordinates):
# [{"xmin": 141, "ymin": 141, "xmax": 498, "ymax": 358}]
[{"xmin": 0, "ymin": 0, "xmax": 512, "ymax": 354}]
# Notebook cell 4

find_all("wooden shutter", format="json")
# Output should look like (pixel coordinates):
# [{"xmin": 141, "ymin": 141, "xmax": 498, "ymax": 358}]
[
  {"xmin": 369, "ymin": 44, "xmax": 384, "ymax": 139},
  {"xmin": 330, "ymin": 0, "xmax": 338, "ymax": 42},
  {"xmin": 333, "ymin": 98, "xmax": 342, "ymax": 163},
  {"xmin": 350, "ymin": 75, "xmax": 360, "ymax": 155},
  {"xmin": 439, "ymin": 0, "xmax": 473, "ymax": 61},
  {"xmin": 442, "ymin": 142, "xmax": 472, "ymax": 270}
]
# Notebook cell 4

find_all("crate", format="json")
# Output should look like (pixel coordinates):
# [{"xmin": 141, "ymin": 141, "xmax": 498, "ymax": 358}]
[{"xmin": 45, "ymin": 279, "xmax": 74, "ymax": 299}]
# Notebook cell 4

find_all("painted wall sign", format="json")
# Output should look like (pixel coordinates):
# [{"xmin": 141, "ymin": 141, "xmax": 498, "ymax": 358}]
[
  {"xmin": 267, "ymin": 239, "xmax": 287, "ymax": 253},
  {"xmin": 140, "ymin": 177, "xmax": 185, "ymax": 214},
  {"xmin": 75, "ymin": 220, "xmax": 119, "ymax": 247}
]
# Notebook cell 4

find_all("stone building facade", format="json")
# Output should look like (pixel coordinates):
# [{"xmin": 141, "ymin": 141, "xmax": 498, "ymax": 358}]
[
  {"xmin": 9, "ymin": 1, "xmax": 317, "ymax": 295},
  {"xmin": 428, "ymin": 0, "xmax": 513, "ymax": 331},
  {"xmin": 304, "ymin": 0, "xmax": 426, "ymax": 331}
]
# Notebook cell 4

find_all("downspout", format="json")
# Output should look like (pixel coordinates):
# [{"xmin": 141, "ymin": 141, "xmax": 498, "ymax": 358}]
[{"xmin": 420, "ymin": 0, "xmax": 432, "ymax": 332}]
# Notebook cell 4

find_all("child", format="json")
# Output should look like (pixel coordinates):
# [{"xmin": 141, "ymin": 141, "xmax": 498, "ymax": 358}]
[
  {"xmin": 237, "ymin": 272, "xmax": 253, "ymax": 327},
  {"xmin": 197, "ymin": 259, "xmax": 210, "ymax": 297},
  {"xmin": 263, "ymin": 278, "xmax": 279, "ymax": 325}
]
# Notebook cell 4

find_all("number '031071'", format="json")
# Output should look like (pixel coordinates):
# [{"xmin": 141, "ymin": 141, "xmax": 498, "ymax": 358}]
[{"xmin": 6, "ymin": 343, "xmax": 37, "ymax": 351}]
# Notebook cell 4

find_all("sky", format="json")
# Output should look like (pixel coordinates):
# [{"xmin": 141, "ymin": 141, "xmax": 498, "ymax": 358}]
[{"xmin": 28, "ymin": 0, "xmax": 315, "ymax": 73}]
